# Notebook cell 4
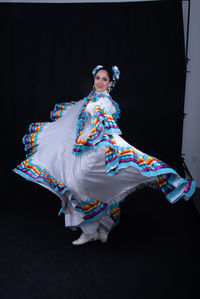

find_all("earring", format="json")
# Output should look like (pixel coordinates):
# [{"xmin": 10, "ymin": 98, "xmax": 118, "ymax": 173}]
[
  {"xmin": 93, "ymin": 85, "xmax": 96, "ymax": 91},
  {"xmin": 107, "ymin": 86, "xmax": 111, "ymax": 94}
]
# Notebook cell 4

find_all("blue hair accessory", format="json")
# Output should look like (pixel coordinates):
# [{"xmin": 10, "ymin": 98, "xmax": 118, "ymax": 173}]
[
  {"xmin": 92, "ymin": 65, "xmax": 103, "ymax": 75},
  {"xmin": 111, "ymin": 66, "xmax": 120, "ymax": 90}
]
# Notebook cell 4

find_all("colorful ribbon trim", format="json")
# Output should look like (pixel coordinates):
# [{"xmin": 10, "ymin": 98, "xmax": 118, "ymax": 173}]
[
  {"xmin": 105, "ymin": 146, "xmax": 177, "ymax": 176},
  {"xmin": 110, "ymin": 203, "xmax": 121, "ymax": 225},
  {"xmin": 50, "ymin": 101, "xmax": 76, "ymax": 121},
  {"xmin": 13, "ymin": 157, "xmax": 68, "ymax": 195},
  {"xmin": 22, "ymin": 122, "xmax": 49, "ymax": 158},
  {"xmin": 75, "ymin": 198, "xmax": 109, "ymax": 223},
  {"xmin": 73, "ymin": 104, "xmax": 121, "ymax": 155}
]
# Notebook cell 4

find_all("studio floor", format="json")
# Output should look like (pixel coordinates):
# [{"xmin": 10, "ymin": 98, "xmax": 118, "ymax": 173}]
[{"xmin": 1, "ymin": 173, "xmax": 200, "ymax": 299}]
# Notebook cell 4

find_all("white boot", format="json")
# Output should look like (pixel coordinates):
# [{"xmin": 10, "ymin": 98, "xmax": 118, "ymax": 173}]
[
  {"xmin": 98, "ymin": 226, "xmax": 108, "ymax": 243},
  {"xmin": 72, "ymin": 232, "xmax": 98, "ymax": 246}
]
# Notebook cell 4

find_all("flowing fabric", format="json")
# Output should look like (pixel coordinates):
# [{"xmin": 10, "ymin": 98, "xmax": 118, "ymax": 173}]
[{"xmin": 13, "ymin": 90, "xmax": 196, "ymax": 230}]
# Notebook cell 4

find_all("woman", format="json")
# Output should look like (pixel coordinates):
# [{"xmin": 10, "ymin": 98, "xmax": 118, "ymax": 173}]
[{"xmin": 13, "ymin": 65, "xmax": 196, "ymax": 245}]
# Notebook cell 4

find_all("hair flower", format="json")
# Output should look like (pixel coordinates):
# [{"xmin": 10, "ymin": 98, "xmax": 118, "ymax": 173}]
[
  {"xmin": 92, "ymin": 65, "xmax": 103, "ymax": 75},
  {"xmin": 112, "ymin": 66, "xmax": 120, "ymax": 80}
]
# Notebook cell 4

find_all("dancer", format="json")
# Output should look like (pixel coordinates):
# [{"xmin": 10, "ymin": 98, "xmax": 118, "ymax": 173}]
[{"xmin": 13, "ymin": 65, "xmax": 196, "ymax": 245}]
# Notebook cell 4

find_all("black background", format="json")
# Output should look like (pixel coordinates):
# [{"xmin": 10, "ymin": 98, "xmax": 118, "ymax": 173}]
[
  {"xmin": 1, "ymin": 1, "xmax": 200, "ymax": 299},
  {"xmin": 1, "ymin": 0, "xmax": 186, "ymax": 173}
]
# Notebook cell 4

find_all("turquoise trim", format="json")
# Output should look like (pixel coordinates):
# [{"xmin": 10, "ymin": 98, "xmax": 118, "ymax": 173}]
[
  {"xmin": 169, "ymin": 179, "xmax": 196, "ymax": 202},
  {"xmin": 166, "ymin": 178, "xmax": 187, "ymax": 203},
  {"xmin": 58, "ymin": 206, "xmax": 64, "ymax": 216},
  {"xmin": 80, "ymin": 205, "xmax": 109, "ymax": 225},
  {"xmin": 72, "ymin": 98, "xmax": 121, "ymax": 156},
  {"xmin": 105, "ymin": 145, "xmax": 179, "ymax": 176},
  {"xmin": 50, "ymin": 101, "xmax": 76, "ymax": 121},
  {"xmin": 13, "ymin": 157, "xmax": 68, "ymax": 196},
  {"xmin": 22, "ymin": 122, "xmax": 49, "ymax": 158},
  {"xmin": 184, "ymin": 180, "xmax": 196, "ymax": 200},
  {"xmin": 111, "ymin": 99, "xmax": 121, "ymax": 121},
  {"xmin": 165, "ymin": 177, "xmax": 195, "ymax": 203},
  {"xmin": 106, "ymin": 160, "xmax": 178, "ymax": 177}
]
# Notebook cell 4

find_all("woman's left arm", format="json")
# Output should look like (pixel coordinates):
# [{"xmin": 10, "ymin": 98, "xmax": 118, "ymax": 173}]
[{"xmin": 72, "ymin": 96, "xmax": 121, "ymax": 155}]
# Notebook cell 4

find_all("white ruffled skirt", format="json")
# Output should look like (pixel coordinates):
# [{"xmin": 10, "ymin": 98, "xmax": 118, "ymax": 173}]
[{"xmin": 13, "ymin": 99, "xmax": 196, "ymax": 232}]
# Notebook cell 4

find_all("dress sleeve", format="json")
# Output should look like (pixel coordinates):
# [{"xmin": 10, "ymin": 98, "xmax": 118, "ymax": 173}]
[
  {"xmin": 85, "ymin": 97, "xmax": 116, "ymax": 116},
  {"xmin": 50, "ymin": 100, "xmax": 76, "ymax": 121},
  {"xmin": 85, "ymin": 97, "xmax": 121, "ymax": 137},
  {"xmin": 72, "ymin": 96, "xmax": 121, "ymax": 156}
]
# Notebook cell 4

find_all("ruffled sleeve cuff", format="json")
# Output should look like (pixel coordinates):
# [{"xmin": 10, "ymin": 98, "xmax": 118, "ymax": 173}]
[{"xmin": 72, "ymin": 101, "xmax": 121, "ymax": 155}]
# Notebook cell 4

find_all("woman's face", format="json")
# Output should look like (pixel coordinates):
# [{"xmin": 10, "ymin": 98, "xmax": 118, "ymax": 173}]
[{"xmin": 94, "ymin": 69, "xmax": 112, "ymax": 92}]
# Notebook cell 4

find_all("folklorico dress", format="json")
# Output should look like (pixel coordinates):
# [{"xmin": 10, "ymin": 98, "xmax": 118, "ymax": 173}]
[{"xmin": 13, "ymin": 90, "xmax": 196, "ymax": 234}]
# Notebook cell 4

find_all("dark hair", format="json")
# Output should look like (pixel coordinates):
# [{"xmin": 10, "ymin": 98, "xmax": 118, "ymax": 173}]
[{"xmin": 95, "ymin": 66, "xmax": 113, "ymax": 82}]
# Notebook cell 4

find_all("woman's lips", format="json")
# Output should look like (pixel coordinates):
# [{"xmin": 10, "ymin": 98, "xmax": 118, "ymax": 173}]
[{"xmin": 97, "ymin": 85, "xmax": 103, "ymax": 88}]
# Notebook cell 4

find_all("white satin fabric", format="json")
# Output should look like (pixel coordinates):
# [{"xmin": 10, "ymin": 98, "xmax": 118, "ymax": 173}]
[{"xmin": 31, "ymin": 91, "xmax": 154, "ymax": 229}]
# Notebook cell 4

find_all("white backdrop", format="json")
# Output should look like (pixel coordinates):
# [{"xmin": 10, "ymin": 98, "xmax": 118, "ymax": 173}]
[{"xmin": 182, "ymin": 0, "xmax": 200, "ymax": 187}]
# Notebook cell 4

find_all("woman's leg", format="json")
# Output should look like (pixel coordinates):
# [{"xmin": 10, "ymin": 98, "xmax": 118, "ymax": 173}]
[
  {"xmin": 72, "ymin": 221, "xmax": 100, "ymax": 245},
  {"xmin": 72, "ymin": 213, "xmax": 114, "ymax": 245}
]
